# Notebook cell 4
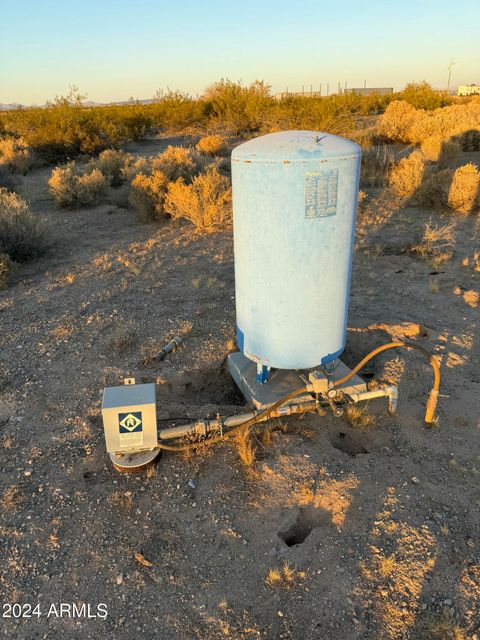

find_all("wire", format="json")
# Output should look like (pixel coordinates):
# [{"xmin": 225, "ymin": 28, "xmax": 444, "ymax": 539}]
[{"xmin": 156, "ymin": 386, "xmax": 309, "ymax": 452}]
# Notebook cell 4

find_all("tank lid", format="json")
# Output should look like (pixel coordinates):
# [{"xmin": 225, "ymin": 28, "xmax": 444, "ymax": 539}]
[{"xmin": 232, "ymin": 130, "xmax": 361, "ymax": 162}]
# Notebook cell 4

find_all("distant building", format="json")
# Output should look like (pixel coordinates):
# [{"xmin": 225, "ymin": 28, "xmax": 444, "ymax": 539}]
[
  {"xmin": 344, "ymin": 87, "xmax": 393, "ymax": 96},
  {"xmin": 274, "ymin": 86, "xmax": 393, "ymax": 100},
  {"xmin": 457, "ymin": 84, "xmax": 480, "ymax": 96}
]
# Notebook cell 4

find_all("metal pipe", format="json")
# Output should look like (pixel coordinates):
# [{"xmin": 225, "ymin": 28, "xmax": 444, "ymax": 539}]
[
  {"xmin": 157, "ymin": 399, "xmax": 318, "ymax": 442},
  {"xmin": 157, "ymin": 336, "xmax": 183, "ymax": 361},
  {"xmin": 348, "ymin": 385, "xmax": 398, "ymax": 414}
]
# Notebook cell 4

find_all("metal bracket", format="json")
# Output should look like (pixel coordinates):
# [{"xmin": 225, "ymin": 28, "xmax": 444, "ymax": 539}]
[{"xmin": 256, "ymin": 364, "xmax": 270, "ymax": 385}]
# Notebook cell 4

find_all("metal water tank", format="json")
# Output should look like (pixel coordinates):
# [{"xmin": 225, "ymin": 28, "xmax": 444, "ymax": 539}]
[{"xmin": 231, "ymin": 130, "xmax": 361, "ymax": 371}]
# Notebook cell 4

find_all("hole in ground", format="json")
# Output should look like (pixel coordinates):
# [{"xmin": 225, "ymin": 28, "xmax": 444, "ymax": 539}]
[
  {"xmin": 157, "ymin": 356, "xmax": 245, "ymax": 407},
  {"xmin": 329, "ymin": 429, "xmax": 370, "ymax": 457},
  {"xmin": 279, "ymin": 507, "xmax": 328, "ymax": 546}
]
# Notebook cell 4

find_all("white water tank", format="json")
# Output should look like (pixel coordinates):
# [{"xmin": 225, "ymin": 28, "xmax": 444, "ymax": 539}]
[{"xmin": 231, "ymin": 130, "xmax": 361, "ymax": 370}]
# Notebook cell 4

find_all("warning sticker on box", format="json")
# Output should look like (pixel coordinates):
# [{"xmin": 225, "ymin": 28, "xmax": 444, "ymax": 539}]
[
  {"xmin": 305, "ymin": 169, "xmax": 338, "ymax": 219},
  {"xmin": 118, "ymin": 411, "xmax": 143, "ymax": 449}
]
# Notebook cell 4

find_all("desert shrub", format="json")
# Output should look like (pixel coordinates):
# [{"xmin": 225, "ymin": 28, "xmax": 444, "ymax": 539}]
[
  {"xmin": 413, "ymin": 163, "xmax": 480, "ymax": 213},
  {"xmin": 407, "ymin": 99, "xmax": 480, "ymax": 145},
  {"xmin": 410, "ymin": 221, "xmax": 456, "ymax": 267},
  {"xmin": 457, "ymin": 128, "xmax": 480, "ymax": 152},
  {"xmin": 119, "ymin": 110, "xmax": 152, "ymax": 140},
  {"xmin": 0, "ymin": 188, "xmax": 50, "ymax": 261},
  {"xmin": 0, "ymin": 165, "xmax": 18, "ymax": 191},
  {"xmin": 389, "ymin": 150, "xmax": 426, "ymax": 196},
  {"xmin": 0, "ymin": 252, "xmax": 12, "ymax": 288},
  {"xmin": 360, "ymin": 145, "xmax": 394, "ymax": 187},
  {"xmin": 129, "ymin": 170, "xmax": 168, "ymax": 221},
  {"xmin": 420, "ymin": 136, "xmax": 460, "ymax": 166},
  {"xmin": 448, "ymin": 163, "xmax": 480, "ymax": 213},
  {"xmin": 151, "ymin": 145, "xmax": 197, "ymax": 182},
  {"xmin": 48, "ymin": 163, "xmax": 108, "ymax": 207},
  {"xmin": 92, "ymin": 149, "xmax": 132, "ymax": 186},
  {"xmin": 412, "ymin": 169, "xmax": 452, "ymax": 209},
  {"xmin": 379, "ymin": 97, "xmax": 480, "ymax": 147},
  {"xmin": 398, "ymin": 82, "xmax": 450, "ymax": 110},
  {"xmin": 151, "ymin": 89, "xmax": 209, "ymax": 130},
  {"xmin": 122, "ymin": 156, "xmax": 150, "ymax": 182},
  {"xmin": 377, "ymin": 100, "xmax": 419, "ymax": 142},
  {"xmin": 164, "ymin": 167, "xmax": 232, "ymax": 232},
  {"xmin": 0, "ymin": 137, "xmax": 32, "ymax": 174},
  {"xmin": 196, "ymin": 134, "xmax": 227, "ymax": 156},
  {"xmin": 205, "ymin": 79, "xmax": 273, "ymax": 133}
]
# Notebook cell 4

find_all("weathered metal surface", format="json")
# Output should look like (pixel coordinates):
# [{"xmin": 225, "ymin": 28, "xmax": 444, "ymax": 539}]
[{"xmin": 231, "ymin": 131, "xmax": 361, "ymax": 369}]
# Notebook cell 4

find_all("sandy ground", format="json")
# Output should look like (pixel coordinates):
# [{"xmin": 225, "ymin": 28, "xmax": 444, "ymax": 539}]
[{"xmin": 0, "ymin": 137, "xmax": 479, "ymax": 640}]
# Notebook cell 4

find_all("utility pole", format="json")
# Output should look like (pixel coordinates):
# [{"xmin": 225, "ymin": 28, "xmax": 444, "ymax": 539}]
[{"xmin": 447, "ymin": 58, "xmax": 455, "ymax": 94}]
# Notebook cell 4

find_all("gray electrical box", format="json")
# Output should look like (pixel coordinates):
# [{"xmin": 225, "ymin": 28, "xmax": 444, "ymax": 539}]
[{"xmin": 101, "ymin": 383, "xmax": 157, "ymax": 454}]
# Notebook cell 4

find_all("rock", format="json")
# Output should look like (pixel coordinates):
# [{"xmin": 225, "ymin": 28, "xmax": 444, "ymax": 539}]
[{"xmin": 411, "ymin": 477, "xmax": 420, "ymax": 484}]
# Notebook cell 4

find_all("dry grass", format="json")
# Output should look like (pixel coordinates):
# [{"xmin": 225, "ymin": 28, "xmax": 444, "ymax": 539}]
[
  {"xmin": 410, "ymin": 221, "xmax": 456, "ymax": 267},
  {"xmin": 145, "ymin": 464, "xmax": 157, "ymax": 479},
  {"xmin": 234, "ymin": 427, "xmax": 256, "ymax": 466},
  {"xmin": 0, "ymin": 188, "xmax": 51, "ymax": 262},
  {"xmin": 0, "ymin": 252, "xmax": 12, "ymax": 288},
  {"xmin": 108, "ymin": 324, "xmax": 137, "ymax": 353},
  {"xmin": 0, "ymin": 485, "xmax": 23, "ymax": 511},
  {"xmin": 421, "ymin": 610, "xmax": 467, "ymax": 640},
  {"xmin": 378, "ymin": 554, "xmax": 397, "ymax": 578},
  {"xmin": 462, "ymin": 250, "xmax": 480, "ymax": 272},
  {"xmin": 0, "ymin": 137, "xmax": 32, "ymax": 174},
  {"xmin": 389, "ymin": 150, "xmax": 425, "ymax": 196},
  {"xmin": 360, "ymin": 145, "xmax": 394, "ymax": 188},
  {"xmin": 164, "ymin": 167, "xmax": 232, "ymax": 232},
  {"xmin": 420, "ymin": 136, "xmax": 460, "ymax": 166},
  {"xmin": 48, "ymin": 163, "xmax": 109, "ymax": 207},
  {"xmin": 346, "ymin": 403, "xmax": 377, "ymax": 429},
  {"xmin": 129, "ymin": 170, "xmax": 168, "ymax": 221},
  {"xmin": 107, "ymin": 491, "xmax": 133, "ymax": 510},
  {"xmin": 266, "ymin": 563, "xmax": 305, "ymax": 590},
  {"xmin": 196, "ymin": 134, "xmax": 227, "ymax": 156}
]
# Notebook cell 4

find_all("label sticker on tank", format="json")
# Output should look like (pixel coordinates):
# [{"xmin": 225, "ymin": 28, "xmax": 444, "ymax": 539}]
[{"xmin": 305, "ymin": 169, "xmax": 338, "ymax": 219}]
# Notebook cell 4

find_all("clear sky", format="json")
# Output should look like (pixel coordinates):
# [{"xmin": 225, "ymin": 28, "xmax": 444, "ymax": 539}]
[{"xmin": 1, "ymin": 0, "xmax": 479, "ymax": 104}]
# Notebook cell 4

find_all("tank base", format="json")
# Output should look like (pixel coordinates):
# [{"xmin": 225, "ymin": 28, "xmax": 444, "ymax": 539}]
[
  {"xmin": 109, "ymin": 449, "xmax": 161, "ymax": 473},
  {"xmin": 227, "ymin": 352, "xmax": 367, "ymax": 410}
]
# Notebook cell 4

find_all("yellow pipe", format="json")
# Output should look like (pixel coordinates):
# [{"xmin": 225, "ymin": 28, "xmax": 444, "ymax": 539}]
[{"xmin": 333, "ymin": 341, "xmax": 440, "ymax": 424}]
